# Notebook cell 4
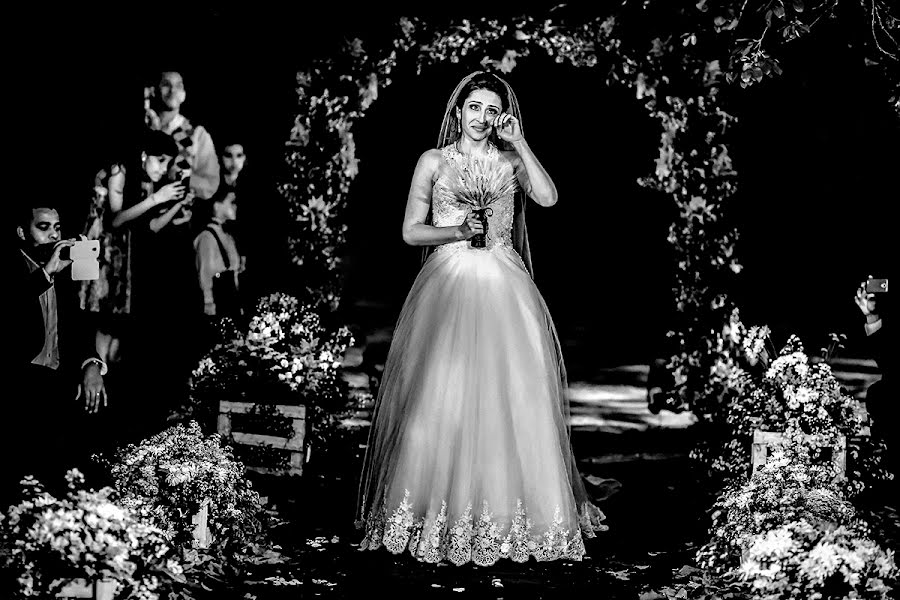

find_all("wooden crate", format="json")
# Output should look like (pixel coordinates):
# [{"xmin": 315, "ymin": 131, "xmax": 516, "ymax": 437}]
[
  {"xmin": 854, "ymin": 401, "xmax": 871, "ymax": 437},
  {"xmin": 56, "ymin": 579, "xmax": 116, "ymax": 599},
  {"xmin": 751, "ymin": 430, "xmax": 846, "ymax": 478},
  {"xmin": 192, "ymin": 498, "xmax": 211, "ymax": 548},
  {"xmin": 217, "ymin": 401, "xmax": 306, "ymax": 476}
]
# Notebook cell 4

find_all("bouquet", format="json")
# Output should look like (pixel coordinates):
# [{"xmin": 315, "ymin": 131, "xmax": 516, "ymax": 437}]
[
  {"xmin": 444, "ymin": 152, "xmax": 518, "ymax": 248},
  {"xmin": 0, "ymin": 469, "xmax": 183, "ymax": 599}
]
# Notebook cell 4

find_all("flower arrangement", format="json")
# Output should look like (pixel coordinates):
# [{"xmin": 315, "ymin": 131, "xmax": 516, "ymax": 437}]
[
  {"xmin": 739, "ymin": 519, "xmax": 897, "ymax": 600},
  {"xmin": 192, "ymin": 293, "xmax": 352, "ymax": 400},
  {"xmin": 0, "ymin": 469, "xmax": 183, "ymax": 600},
  {"xmin": 107, "ymin": 421, "xmax": 264, "ymax": 550},
  {"xmin": 691, "ymin": 438, "xmax": 898, "ymax": 599},
  {"xmin": 189, "ymin": 292, "xmax": 355, "ymax": 467},
  {"xmin": 444, "ymin": 151, "xmax": 519, "ymax": 248},
  {"xmin": 697, "ymin": 444, "xmax": 869, "ymax": 575},
  {"xmin": 689, "ymin": 321, "xmax": 892, "ymax": 495}
]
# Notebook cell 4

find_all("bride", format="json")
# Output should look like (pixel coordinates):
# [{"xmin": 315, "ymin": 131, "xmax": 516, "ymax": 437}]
[{"xmin": 356, "ymin": 71, "xmax": 607, "ymax": 566}]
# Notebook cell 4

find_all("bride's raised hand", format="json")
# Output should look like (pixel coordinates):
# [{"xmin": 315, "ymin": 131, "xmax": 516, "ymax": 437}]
[
  {"xmin": 493, "ymin": 112, "xmax": 523, "ymax": 144},
  {"xmin": 457, "ymin": 211, "xmax": 484, "ymax": 240}
]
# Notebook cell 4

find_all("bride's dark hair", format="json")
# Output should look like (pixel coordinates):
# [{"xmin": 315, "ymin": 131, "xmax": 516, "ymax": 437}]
[
  {"xmin": 454, "ymin": 72, "xmax": 509, "ymax": 112},
  {"xmin": 453, "ymin": 72, "xmax": 510, "ymax": 148},
  {"xmin": 439, "ymin": 71, "xmax": 520, "ymax": 151}
]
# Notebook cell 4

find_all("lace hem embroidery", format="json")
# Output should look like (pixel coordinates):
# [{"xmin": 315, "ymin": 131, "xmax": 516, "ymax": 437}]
[{"xmin": 360, "ymin": 490, "xmax": 607, "ymax": 566}]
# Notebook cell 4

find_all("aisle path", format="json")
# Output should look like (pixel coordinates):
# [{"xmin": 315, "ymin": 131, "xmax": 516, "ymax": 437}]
[{"xmin": 239, "ymin": 318, "xmax": 889, "ymax": 598}]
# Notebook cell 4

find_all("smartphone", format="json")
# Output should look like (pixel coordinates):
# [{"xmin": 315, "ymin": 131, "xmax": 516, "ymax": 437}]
[
  {"xmin": 865, "ymin": 278, "xmax": 888, "ymax": 293},
  {"xmin": 60, "ymin": 240, "xmax": 100, "ymax": 262}
]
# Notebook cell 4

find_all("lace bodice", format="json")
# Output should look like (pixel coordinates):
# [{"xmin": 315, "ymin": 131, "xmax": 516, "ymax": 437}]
[{"xmin": 431, "ymin": 145, "xmax": 517, "ymax": 254}]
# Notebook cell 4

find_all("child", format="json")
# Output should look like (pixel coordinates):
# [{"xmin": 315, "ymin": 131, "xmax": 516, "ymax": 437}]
[{"xmin": 193, "ymin": 187, "xmax": 243, "ymax": 320}]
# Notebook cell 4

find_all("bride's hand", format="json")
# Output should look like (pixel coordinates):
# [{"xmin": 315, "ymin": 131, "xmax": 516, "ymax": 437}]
[
  {"xmin": 493, "ymin": 112, "xmax": 523, "ymax": 144},
  {"xmin": 457, "ymin": 212, "xmax": 484, "ymax": 240}
]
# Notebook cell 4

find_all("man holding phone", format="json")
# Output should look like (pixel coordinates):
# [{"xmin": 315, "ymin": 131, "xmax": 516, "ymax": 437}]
[
  {"xmin": 5, "ymin": 202, "xmax": 108, "ymax": 500},
  {"xmin": 854, "ymin": 275, "xmax": 895, "ymax": 487}
]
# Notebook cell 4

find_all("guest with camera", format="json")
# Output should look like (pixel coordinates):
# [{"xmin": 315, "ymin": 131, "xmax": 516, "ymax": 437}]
[
  {"xmin": 854, "ymin": 276, "xmax": 895, "ymax": 484},
  {"xmin": 5, "ymin": 202, "xmax": 108, "ymax": 503},
  {"xmin": 144, "ymin": 70, "xmax": 219, "ymax": 202}
]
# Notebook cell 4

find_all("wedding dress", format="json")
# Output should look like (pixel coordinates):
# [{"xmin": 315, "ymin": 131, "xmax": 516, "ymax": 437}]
[{"xmin": 356, "ymin": 144, "xmax": 606, "ymax": 566}]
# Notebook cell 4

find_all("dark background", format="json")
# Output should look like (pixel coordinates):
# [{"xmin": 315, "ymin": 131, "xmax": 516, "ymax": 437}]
[{"xmin": 10, "ymin": 4, "xmax": 896, "ymax": 367}]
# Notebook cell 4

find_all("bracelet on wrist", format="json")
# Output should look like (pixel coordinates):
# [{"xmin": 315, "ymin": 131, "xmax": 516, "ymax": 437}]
[{"xmin": 81, "ymin": 358, "xmax": 108, "ymax": 376}]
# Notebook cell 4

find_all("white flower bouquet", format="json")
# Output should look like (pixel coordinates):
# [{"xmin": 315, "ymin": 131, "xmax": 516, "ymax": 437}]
[
  {"xmin": 443, "ymin": 152, "xmax": 518, "ymax": 248},
  {"xmin": 0, "ymin": 469, "xmax": 183, "ymax": 599}
]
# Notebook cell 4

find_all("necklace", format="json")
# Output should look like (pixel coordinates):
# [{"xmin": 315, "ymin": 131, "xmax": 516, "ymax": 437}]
[{"xmin": 454, "ymin": 140, "xmax": 494, "ymax": 157}]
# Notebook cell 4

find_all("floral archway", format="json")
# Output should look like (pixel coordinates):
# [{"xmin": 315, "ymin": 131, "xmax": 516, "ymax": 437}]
[
  {"xmin": 279, "ymin": 3, "xmax": 898, "ymax": 431},
  {"xmin": 281, "ymin": 7, "xmax": 744, "ymax": 434}
]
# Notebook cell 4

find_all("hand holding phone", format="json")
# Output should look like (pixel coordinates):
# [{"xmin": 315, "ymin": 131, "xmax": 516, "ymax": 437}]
[
  {"xmin": 865, "ymin": 278, "xmax": 888, "ymax": 294},
  {"xmin": 65, "ymin": 240, "xmax": 100, "ymax": 281},
  {"xmin": 154, "ymin": 181, "xmax": 186, "ymax": 205},
  {"xmin": 37, "ymin": 239, "xmax": 76, "ymax": 275}
]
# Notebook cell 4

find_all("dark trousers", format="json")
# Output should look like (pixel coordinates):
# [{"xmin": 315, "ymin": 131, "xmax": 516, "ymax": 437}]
[{"xmin": 867, "ymin": 378, "xmax": 898, "ymax": 476}]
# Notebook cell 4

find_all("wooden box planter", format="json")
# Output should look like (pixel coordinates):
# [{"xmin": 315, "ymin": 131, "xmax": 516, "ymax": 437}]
[
  {"xmin": 854, "ymin": 401, "xmax": 871, "ymax": 437},
  {"xmin": 751, "ymin": 430, "xmax": 847, "ymax": 478},
  {"xmin": 55, "ymin": 579, "xmax": 117, "ymax": 599},
  {"xmin": 217, "ymin": 400, "xmax": 307, "ymax": 476}
]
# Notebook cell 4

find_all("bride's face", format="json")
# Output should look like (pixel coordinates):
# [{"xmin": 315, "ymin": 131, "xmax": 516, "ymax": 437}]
[{"xmin": 458, "ymin": 88, "xmax": 503, "ymax": 142}]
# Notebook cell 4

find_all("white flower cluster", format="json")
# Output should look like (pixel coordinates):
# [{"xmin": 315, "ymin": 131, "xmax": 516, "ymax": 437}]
[
  {"xmin": 697, "ymin": 427, "xmax": 896, "ymax": 598},
  {"xmin": 740, "ymin": 519, "xmax": 896, "ymax": 599},
  {"xmin": 765, "ymin": 350, "xmax": 808, "ymax": 380},
  {"xmin": 247, "ymin": 293, "xmax": 300, "ymax": 349},
  {"xmin": 742, "ymin": 324, "xmax": 770, "ymax": 363},
  {"xmin": 110, "ymin": 421, "xmax": 260, "ymax": 545},
  {"xmin": 0, "ymin": 470, "xmax": 180, "ymax": 599}
]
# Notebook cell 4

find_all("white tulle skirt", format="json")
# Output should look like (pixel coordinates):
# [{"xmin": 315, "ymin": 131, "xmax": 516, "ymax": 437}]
[{"xmin": 356, "ymin": 244, "xmax": 606, "ymax": 566}]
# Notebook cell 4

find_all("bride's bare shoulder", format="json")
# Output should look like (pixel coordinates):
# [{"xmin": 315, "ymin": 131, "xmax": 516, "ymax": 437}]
[
  {"xmin": 419, "ymin": 148, "xmax": 443, "ymax": 163},
  {"xmin": 414, "ymin": 148, "xmax": 445, "ymax": 177}
]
